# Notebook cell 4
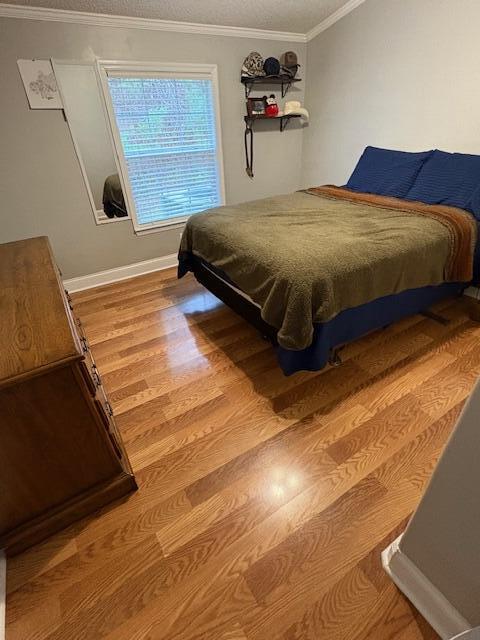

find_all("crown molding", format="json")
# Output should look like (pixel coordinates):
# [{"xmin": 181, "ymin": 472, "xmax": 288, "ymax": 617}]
[
  {"xmin": 306, "ymin": 0, "xmax": 366, "ymax": 41},
  {"xmin": 0, "ymin": 1, "xmax": 367, "ymax": 44},
  {"xmin": 0, "ymin": 3, "xmax": 307, "ymax": 42}
]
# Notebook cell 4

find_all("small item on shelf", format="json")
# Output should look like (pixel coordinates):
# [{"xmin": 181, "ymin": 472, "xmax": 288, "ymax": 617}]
[
  {"xmin": 281, "ymin": 51, "xmax": 298, "ymax": 66},
  {"xmin": 241, "ymin": 52, "xmax": 266, "ymax": 78},
  {"xmin": 284, "ymin": 100, "xmax": 309, "ymax": 121},
  {"xmin": 265, "ymin": 94, "xmax": 279, "ymax": 117},
  {"xmin": 246, "ymin": 96, "xmax": 266, "ymax": 116},
  {"xmin": 263, "ymin": 57, "xmax": 281, "ymax": 77},
  {"xmin": 280, "ymin": 51, "xmax": 300, "ymax": 78}
]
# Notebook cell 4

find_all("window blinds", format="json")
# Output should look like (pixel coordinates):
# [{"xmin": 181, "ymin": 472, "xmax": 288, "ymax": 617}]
[{"xmin": 107, "ymin": 74, "xmax": 222, "ymax": 228}]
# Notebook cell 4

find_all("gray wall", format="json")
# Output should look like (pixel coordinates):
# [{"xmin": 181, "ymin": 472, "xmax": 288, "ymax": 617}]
[
  {"xmin": 401, "ymin": 379, "xmax": 480, "ymax": 625},
  {"xmin": 302, "ymin": 0, "xmax": 480, "ymax": 188},
  {"xmin": 0, "ymin": 17, "xmax": 305, "ymax": 278}
]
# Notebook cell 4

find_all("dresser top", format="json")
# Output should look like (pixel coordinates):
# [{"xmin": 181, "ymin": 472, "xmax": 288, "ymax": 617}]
[{"xmin": 0, "ymin": 237, "xmax": 80, "ymax": 385}]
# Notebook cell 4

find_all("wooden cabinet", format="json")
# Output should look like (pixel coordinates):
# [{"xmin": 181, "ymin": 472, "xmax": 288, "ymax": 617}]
[{"xmin": 0, "ymin": 237, "xmax": 136, "ymax": 555}]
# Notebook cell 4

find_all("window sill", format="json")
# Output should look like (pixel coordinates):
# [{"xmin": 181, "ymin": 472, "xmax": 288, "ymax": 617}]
[
  {"xmin": 95, "ymin": 210, "xmax": 131, "ymax": 225},
  {"xmin": 133, "ymin": 220, "xmax": 187, "ymax": 236}
]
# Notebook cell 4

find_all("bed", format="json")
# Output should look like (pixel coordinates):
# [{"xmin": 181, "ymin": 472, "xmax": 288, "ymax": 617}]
[{"xmin": 178, "ymin": 147, "xmax": 480, "ymax": 375}]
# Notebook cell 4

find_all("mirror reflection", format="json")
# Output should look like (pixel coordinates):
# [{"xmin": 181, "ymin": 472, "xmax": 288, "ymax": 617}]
[{"xmin": 53, "ymin": 61, "xmax": 128, "ymax": 221}]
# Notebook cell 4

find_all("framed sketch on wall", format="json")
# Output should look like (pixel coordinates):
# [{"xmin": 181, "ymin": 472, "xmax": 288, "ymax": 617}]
[{"xmin": 17, "ymin": 59, "xmax": 63, "ymax": 109}]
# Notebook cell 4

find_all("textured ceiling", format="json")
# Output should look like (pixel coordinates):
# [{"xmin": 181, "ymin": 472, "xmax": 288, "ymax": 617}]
[{"xmin": 0, "ymin": 0, "xmax": 351, "ymax": 33}]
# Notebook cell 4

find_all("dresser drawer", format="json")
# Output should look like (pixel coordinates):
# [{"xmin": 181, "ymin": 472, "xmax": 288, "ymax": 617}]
[
  {"xmin": 107, "ymin": 430, "xmax": 122, "ymax": 459},
  {"xmin": 62, "ymin": 288, "xmax": 93, "ymax": 356},
  {"xmin": 75, "ymin": 327, "xmax": 102, "ymax": 395},
  {"xmin": 79, "ymin": 360, "xmax": 96, "ymax": 396},
  {"xmin": 78, "ymin": 359, "xmax": 103, "ymax": 396},
  {"xmin": 94, "ymin": 395, "xmax": 113, "ymax": 429},
  {"xmin": 75, "ymin": 318, "xmax": 91, "ymax": 355},
  {"xmin": 94, "ymin": 396, "xmax": 121, "ymax": 460}
]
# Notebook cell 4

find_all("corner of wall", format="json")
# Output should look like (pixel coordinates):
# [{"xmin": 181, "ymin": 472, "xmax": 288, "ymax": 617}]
[
  {"xmin": 382, "ymin": 535, "xmax": 471, "ymax": 640},
  {"xmin": 299, "ymin": 37, "xmax": 310, "ymax": 189}
]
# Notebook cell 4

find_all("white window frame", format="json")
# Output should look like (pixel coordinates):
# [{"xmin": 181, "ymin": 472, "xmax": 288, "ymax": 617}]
[
  {"xmin": 96, "ymin": 59, "xmax": 226, "ymax": 234},
  {"xmin": 51, "ymin": 59, "xmax": 131, "ymax": 226}
]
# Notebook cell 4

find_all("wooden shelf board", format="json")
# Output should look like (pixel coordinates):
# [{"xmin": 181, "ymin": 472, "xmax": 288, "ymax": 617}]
[
  {"xmin": 240, "ymin": 76, "xmax": 302, "ymax": 85},
  {"xmin": 244, "ymin": 114, "xmax": 301, "ymax": 122}
]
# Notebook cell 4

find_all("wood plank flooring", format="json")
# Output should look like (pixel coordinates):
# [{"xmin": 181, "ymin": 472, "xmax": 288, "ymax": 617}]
[{"xmin": 6, "ymin": 267, "xmax": 480, "ymax": 640}]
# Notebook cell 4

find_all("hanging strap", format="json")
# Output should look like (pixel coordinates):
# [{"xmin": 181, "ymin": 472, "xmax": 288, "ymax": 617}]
[{"xmin": 244, "ymin": 125, "xmax": 254, "ymax": 178}]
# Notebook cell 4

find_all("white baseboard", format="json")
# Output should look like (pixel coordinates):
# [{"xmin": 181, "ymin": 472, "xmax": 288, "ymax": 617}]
[
  {"xmin": 382, "ymin": 535, "xmax": 471, "ymax": 640},
  {"xmin": 463, "ymin": 286, "xmax": 480, "ymax": 299},
  {"xmin": 0, "ymin": 551, "xmax": 5, "ymax": 640},
  {"xmin": 63, "ymin": 253, "xmax": 178, "ymax": 293}
]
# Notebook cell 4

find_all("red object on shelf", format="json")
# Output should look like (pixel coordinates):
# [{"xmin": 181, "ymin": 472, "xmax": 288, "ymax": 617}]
[
  {"xmin": 265, "ymin": 94, "xmax": 279, "ymax": 117},
  {"xmin": 265, "ymin": 103, "xmax": 279, "ymax": 117}
]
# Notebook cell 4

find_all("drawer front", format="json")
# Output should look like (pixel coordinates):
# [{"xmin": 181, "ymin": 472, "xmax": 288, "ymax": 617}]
[
  {"xmin": 63, "ymin": 289, "xmax": 93, "ymax": 358},
  {"xmin": 107, "ymin": 430, "xmax": 122, "ymax": 459},
  {"xmin": 94, "ymin": 396, "xmax": 111, "ymax": 430},
  {"xmin": 75, "ymin": 318, "xmax": 91, "ymax": 356},
  {"xmin": 94, "ymin": 396, "xmax": 122, "ymax": 461},
  {"xmin": 62, "ymin": 288, "xmax": 86, "ymax": 354},
  {"xmin": 78, "ymin": 349, "xmax": 101, "ymax": 392},
  {"xmin": 64, "ymin": 288, "xmax": 73, "ymax": 308},
  {"xmin": 67, "ymin": 301, "xmax": 101, "ymax": 395},
  {"xmin": 63, "ymin": 291, "xmax": 131, "ymax": 469},
  {"xmin": 79, "ymin": 360, "xmax": 97, "ymax": 396}
]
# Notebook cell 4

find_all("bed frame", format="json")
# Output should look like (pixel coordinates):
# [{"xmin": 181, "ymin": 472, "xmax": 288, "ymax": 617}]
[
  {"xmin": 186, "ymin": 254, "xmax": 473, "ymax": 375},
  {"xmin": 191, "ymin": 256, "xmax": 278, "ymax": 344}
]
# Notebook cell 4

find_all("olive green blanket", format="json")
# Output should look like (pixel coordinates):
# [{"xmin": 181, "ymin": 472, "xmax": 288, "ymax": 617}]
[{"xmin": 179, "ymin": 186, "xmax": 476, "ymax": 350}]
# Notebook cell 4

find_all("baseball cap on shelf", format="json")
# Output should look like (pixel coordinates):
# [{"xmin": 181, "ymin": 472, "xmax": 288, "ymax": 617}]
[
  {"xmin": 241, "ymin": 52, "xmax": 266, "ymax": 78},
  {"xmin": 280, "ymin": 51, "xmax": 298, "ymax": 67},
  {"xmin": 263, "ymin": 57, "xmax": 281, "ymax": 77},
  {"xmin": 280, "ymin": 51, "xmax": 300, "ymax": 78}
]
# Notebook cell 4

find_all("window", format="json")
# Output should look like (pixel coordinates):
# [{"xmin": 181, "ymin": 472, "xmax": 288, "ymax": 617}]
[{"xmin": 98, "ymin": 62, "xmax": 225, "ymax": 233}]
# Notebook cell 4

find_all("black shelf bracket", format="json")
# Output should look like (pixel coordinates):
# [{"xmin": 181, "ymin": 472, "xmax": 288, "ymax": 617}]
[
  {"xmin": 241, "ymin": 76, "xmax": 301, "ymax": 99},
  {"xmin": 279, "ymin": 115, "xmax": 290, "ymax": 132},
  {"xmin": 244, "ymin": 79, "xmax": 292, "ymax": 99},
  {"xmin": 281, "ymin": 81, "xmax": 292, "ymax": 98},
  {"xmin": 244, "ymin": 114, "xmax": 300, "ymax": 132}
]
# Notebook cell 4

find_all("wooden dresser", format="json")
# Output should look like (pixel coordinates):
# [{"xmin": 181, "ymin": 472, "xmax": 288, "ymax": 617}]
[{"xmin": 0, "ymin": 237, "xmax": 136, "ymax": 555}]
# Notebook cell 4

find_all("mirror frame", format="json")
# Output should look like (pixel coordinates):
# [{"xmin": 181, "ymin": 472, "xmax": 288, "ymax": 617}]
[{"xmin": 51, "ymin": 58, "xmax": 131, "ymax": 225}]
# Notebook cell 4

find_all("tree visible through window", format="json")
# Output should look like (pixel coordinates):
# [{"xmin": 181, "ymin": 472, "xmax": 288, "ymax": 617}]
[{"xmin": 105, "ymin": 70, "xmax": 223, "ymax": 231}]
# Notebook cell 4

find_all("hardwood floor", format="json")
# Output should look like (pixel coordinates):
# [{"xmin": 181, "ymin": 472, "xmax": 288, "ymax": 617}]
[{"xmin": 6, "ymin": 267, "xmax": 480, "ymax": 640}]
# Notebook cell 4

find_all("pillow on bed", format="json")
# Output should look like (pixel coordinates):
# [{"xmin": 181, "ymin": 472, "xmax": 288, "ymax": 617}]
[
  {"xmin": 405, "ymin": 149, "xmax": 480, "ymax": 217},
  {"xmin": 346, "ymin": 146, "xmax": 433, "ymax": 198}
]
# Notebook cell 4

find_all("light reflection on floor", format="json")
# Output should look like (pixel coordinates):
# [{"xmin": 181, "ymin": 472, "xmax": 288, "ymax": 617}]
[
  {"xmin": 165, "ymin": 291, "xmax": 224, "ymax": 372},
  {"xmin": 178, "ymin": 291, "xmax": 224, "ymax": 315},
  {"xmin": 267, "ymin": 467, "xmax": 303, "ymax": 502}
]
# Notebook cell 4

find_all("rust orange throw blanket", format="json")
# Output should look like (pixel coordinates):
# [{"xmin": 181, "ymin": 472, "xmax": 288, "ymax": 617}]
[{"xmin": 306, "ymin": 186, "xmax": 476, "ymax": 283}]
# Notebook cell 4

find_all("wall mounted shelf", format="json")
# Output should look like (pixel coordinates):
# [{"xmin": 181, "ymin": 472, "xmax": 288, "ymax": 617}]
[
  {"xmin": 241, "ymin": 75, "xmax": 302, "ymax": 98},
  {"xmin": 244, "ymin": 113, "xmax": 301, "ymax": 132},
  {"xmin": 241, "ymin": 73, "xmax": 302, "ymax": 178}
]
